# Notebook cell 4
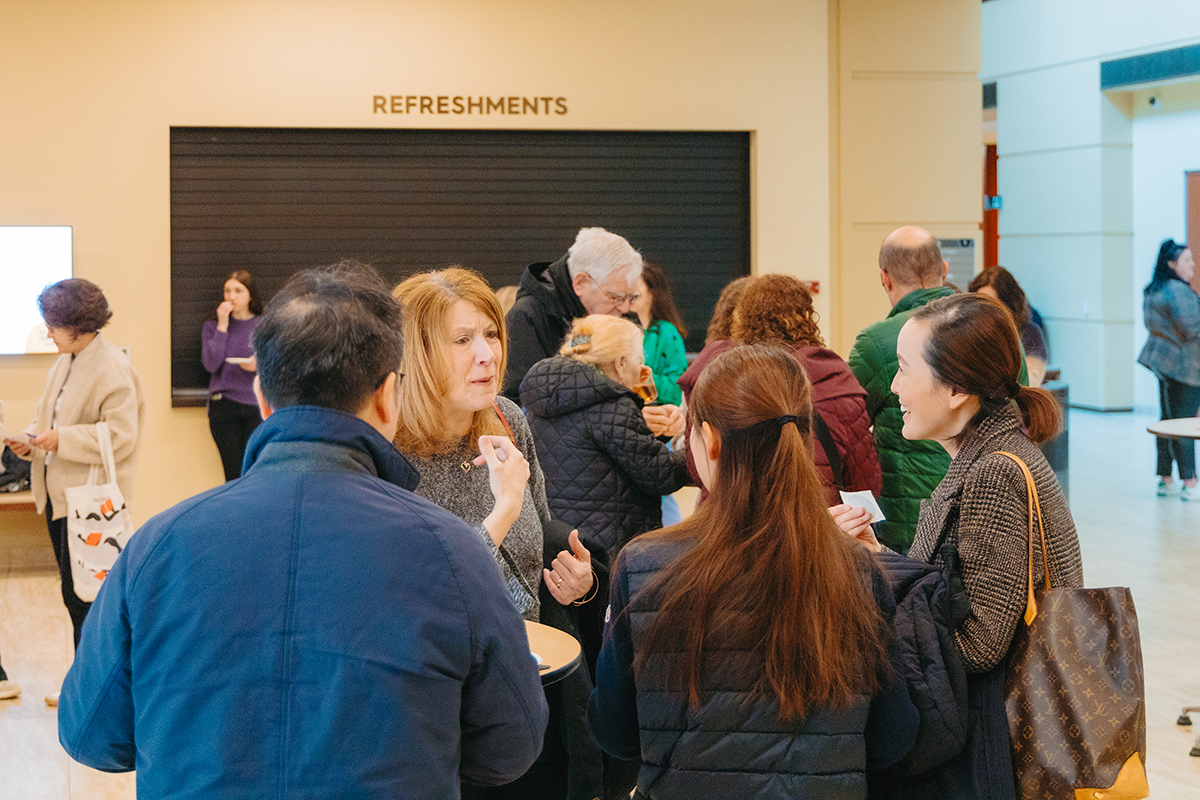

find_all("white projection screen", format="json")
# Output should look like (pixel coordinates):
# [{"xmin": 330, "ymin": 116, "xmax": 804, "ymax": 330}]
[{"xmin": 0, "ymin": 226, "xmax": 72, "ymax": 355}]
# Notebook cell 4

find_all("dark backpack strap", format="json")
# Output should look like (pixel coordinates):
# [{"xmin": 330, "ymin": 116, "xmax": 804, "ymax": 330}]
[{"xmin": 811, "ymin": 408, "xmax": 846, "ymax": 491}]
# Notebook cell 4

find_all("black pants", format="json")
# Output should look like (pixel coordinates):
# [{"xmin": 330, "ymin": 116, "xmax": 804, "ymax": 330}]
[
  {"xmin": 208, "ymin": 396, "xmax": 262, "ymax": 481},
  {"xmin": 46, "ymin": 499, "xmax": 90, "ymax": 650},
  {"xmin": 1156, "ymin": 376, "xmax": 1200, "ymax": 480}
]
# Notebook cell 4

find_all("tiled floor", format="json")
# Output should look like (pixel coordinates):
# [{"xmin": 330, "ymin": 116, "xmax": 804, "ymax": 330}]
[{"xmin": 0, "ymin": 410, "xmax": 1197, "ymax": 797}]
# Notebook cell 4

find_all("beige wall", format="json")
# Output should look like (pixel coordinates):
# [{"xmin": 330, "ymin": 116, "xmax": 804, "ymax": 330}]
[
  {"xmin": 830, "ymin": 0, "xmax": 983, "ymax": 352},
  {"xmin": 1, "ymin": 0, "xmax": 980, "ymax": 524}
]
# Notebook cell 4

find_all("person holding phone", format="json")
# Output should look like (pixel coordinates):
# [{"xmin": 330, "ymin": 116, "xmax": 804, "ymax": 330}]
[
  {"xmin": 201, "ymin": 270, "xmax": 264, "ymax": 481},
  {"xmin": 4, "ymin": 278, "xmax": 145, "ymax": 654}
]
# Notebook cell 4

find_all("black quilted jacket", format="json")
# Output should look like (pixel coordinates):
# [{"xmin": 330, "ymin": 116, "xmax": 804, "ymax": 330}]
[{"xmin": 520, "ymin": 356, "xmax": 689, "ymax": 563}]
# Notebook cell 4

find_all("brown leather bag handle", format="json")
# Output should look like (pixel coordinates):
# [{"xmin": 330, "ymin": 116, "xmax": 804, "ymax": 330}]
[
  {"xmin": 995, "ymin": 451, "xmax": 1052, "ymax": 625},
  {"xmin": 492, "ymin": 401, "xmax": 516, "ymax": 441}
]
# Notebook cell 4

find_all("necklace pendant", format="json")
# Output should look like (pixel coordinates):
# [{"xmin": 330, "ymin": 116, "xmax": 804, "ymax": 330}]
[{"xmin": 460, "ymin": 460, "xmax": 473, "ymax": 474}]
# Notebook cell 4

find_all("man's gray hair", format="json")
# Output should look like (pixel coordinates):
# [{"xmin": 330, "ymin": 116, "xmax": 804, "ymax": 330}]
[{"xmin": 566, "ymin": 227, "xmax": 643, "ymax": 285}]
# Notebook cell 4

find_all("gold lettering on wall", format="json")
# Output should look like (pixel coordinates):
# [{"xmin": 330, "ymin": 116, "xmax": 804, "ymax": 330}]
[{"xmin": 372, "ymin": 95, "xmax": 568, "ymax": 115}]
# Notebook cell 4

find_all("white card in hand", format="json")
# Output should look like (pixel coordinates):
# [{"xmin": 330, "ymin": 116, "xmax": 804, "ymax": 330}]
[{"xmin": 838, "ymin": 490, "xmax": 885, "ymax": 523}]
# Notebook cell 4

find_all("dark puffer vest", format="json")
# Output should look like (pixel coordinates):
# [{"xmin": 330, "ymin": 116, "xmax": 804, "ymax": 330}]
[
  {"xmin": 588, "ymin": 535, "xmax": 917, "ymax": 799},
  {"xmin": 520, "ymin": 356, "xmax": 689, "ymax": 563}
]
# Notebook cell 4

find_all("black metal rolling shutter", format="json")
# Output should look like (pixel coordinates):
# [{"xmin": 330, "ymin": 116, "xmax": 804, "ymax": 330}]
[{"xmin": 171, "ymin": 127, "xmax": 750, "ymax": 406}]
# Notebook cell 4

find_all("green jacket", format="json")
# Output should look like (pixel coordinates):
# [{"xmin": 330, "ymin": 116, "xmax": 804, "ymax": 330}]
[
  {"xmin": 848, "ymin": 288, "xmax": 956, "ymax": 552},
  {"xmin": 642, "ymin": 320, "xmax": 688, "ymax": 406},
  {"xmin": 849, "ymin": 287, "xmax": 1027, "ymax": 552}
]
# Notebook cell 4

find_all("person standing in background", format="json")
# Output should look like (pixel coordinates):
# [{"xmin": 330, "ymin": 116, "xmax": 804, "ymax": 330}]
[
  {"xmin": 631, "ymin": 262, "xmax": 688, "ymax": 407},
  {"xmin": 504, "ymin": 227, "xmax": 644, "ymax": 403},
  {"xmin": 201, "ymin": 270, "xmax": 264, "ymax": 481},
  {"xmin": 4, "ymin": 279, "xmax": 145, "ymax": 653},
  {"xmin": 1138, "ymin": 238, "xmax": 1200, "ymax": 500},
  {"xmin": 732, "ymin": 275, "xmax": 881, "ymax": 506},
  {"xmin": 968, "ymin": 266, "xmax": 1048, "ymax": 387},
  {"xmin": 505, "ymin": 228, "xmax": 682, "ymax": 440},
  {"xmin": 0, "ymin": 400, "xmax": 23, "ymax": 702}
]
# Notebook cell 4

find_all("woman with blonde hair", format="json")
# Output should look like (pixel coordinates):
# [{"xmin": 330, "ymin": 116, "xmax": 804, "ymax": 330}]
[
  {"xmin": 521, "ymin": 315, "xmax": 689, "ymax": 566},
  {"xmin": 391, "ymin": 267, "xmax": 604, "ymax": 799},
  {"xmin": 392, "ymin": 267, "xmax": 594, "ymax": 621},
  {"xmin": 587, "ymin": 344, "xmax": 912, "ymax": 795}
]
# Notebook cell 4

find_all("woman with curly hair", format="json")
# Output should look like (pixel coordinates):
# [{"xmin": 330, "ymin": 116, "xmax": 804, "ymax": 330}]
[{"xmin": 731, "ymin": 274, "xmax": 881, "ymax": 505}]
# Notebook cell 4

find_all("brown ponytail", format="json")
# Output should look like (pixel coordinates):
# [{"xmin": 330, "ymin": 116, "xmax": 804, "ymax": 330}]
[
  {"xmin": 633, "ymin": 344, "xmax": 888, "ymax": 720},
  {"xmin": 1014, "ymin": 385, "xmax": 1061, "ymax": 444}
]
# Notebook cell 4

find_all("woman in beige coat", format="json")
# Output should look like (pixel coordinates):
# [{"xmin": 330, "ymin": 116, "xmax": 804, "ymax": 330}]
[{"xmin": 5, "ymin": 279, "xmax": 145, "ymax": 651}]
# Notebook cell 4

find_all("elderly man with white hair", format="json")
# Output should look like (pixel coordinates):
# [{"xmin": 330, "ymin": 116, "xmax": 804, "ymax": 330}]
[{"xmin": 504, "ymin": 228, "xmax": 683, "ymax": 436}]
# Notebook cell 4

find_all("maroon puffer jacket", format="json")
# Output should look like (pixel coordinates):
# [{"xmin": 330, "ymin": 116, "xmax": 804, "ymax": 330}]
[{"xmin": 679, "ymin": 341, "xmax": 881, "ymax": 506}]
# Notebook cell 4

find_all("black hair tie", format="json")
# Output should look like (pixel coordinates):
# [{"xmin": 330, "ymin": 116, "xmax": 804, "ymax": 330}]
[{"xmin": 776, "ymin": 415, "xmax": 800, "ymax": 429}]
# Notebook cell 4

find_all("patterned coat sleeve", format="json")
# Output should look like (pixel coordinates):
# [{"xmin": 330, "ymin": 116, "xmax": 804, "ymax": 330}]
[{"xmin": 951, "ymin": 454, "xmax": 1032, "ymax": 673}]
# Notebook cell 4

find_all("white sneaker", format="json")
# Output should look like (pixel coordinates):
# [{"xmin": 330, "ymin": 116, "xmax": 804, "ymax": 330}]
[
  {"xmin": 1181, "ymin": 485, "xmax": 1200, "ymax": 502},
  {"xmin": 1158, "ymin": 479, "xmax": 1181, "ymax": 496},
  {"xmin": 0, "ymin": 680, "xmax": 21, "ymax": 700}
]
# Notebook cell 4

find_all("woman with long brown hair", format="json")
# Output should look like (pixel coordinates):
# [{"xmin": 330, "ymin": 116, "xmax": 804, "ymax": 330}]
[{"xmin": 587, "ymin": 344, "xmax": 912, "ymax": 797}]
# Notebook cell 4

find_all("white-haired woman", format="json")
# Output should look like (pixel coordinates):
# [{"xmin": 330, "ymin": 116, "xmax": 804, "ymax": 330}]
[{"xmin": 520, "ymin": 314, "xmax": 690, "ymax": 566}]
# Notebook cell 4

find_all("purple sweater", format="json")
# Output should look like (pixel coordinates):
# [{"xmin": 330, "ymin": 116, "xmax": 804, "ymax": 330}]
[{"xmin": 201, "ymin": 316, "xmax": 261, "ymax": 407}]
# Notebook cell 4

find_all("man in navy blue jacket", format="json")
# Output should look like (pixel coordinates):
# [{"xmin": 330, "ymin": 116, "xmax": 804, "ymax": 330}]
[{"xmin": 58, "ymin": 262, "xmax": 548, "ymax": 799}]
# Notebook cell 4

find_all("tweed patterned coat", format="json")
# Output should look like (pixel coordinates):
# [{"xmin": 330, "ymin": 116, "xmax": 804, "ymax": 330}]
[{"xmin": 907, "ymin": 405, "xmax": 1083, "ymax": 674}]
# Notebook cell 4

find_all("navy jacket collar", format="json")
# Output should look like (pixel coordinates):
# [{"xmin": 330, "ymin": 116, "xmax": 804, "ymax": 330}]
[{"xmin": 242, "ymin": 405, "xmax": 419, "ymax": 491}]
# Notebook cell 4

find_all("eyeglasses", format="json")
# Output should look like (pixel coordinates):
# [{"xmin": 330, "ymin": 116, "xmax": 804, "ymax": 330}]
[{"xmin": 587, "ymin": 275, "xmax": 640, "ymax": 307}]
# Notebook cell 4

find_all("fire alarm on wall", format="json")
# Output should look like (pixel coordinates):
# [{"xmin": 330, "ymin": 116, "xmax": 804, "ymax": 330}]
[{"xmin": 801, "ymin": 280, "xmax": 819, "ymax": 294}]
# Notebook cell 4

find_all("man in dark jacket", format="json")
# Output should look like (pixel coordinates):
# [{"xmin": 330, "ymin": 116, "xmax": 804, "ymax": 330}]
[
  {"xmin": 848, "ymin": 227, "xmax": 956, "ymax": 552},
  {"xmin": 503, "ymin": 226, "xmax": 643, "ymax": 404},
  {"xmin": 58, "ymin": 263, "xmax": 548, "ymax": 799}
]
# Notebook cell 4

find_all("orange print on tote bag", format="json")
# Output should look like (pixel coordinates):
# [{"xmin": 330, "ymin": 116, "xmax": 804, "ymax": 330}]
[{"xmin": 64, "ymin": 421, "xmax": 135, "ymax": 602}]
